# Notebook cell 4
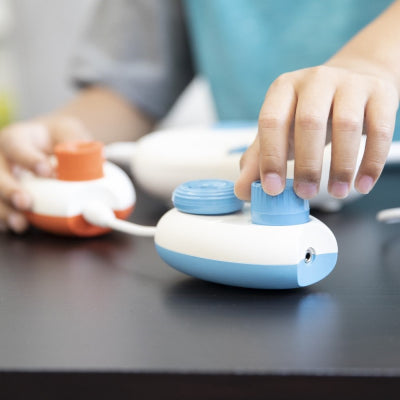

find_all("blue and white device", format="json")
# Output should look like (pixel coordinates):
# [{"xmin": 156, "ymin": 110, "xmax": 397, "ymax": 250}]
[
  {"xmin": 155, "ymin": 179, "xmax": 338, "ymax": 289},
  {"xmin": 22, "ymin": 163, "xmax": 338, "ymax": 288}
]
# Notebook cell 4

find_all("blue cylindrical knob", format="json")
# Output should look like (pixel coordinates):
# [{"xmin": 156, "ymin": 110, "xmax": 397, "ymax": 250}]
[
  {"xmin": 173, "ymin": 179, "xmax": 243, "ymax": 215},
  {"xmin": 251, "ymin": 179, "xmax": 310, "ymax": 225}
]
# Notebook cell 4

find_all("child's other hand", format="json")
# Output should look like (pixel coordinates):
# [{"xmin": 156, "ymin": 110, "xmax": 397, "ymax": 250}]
[
  {"xmin": 0, "ymin": 117, "xmax": 90, "ymax": 233},
  {"xmin": 235, "ymin": 63, "xmax": 399, "ymax": 200}
]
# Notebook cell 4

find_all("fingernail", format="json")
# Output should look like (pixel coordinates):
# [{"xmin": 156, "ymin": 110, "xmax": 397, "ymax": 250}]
[
  {"xmin": 35, "ymin": 161, "xmax": 52, "ymax": 177},
  {"xmin": 11, "ymin": 191, "xmax": 32, "ymax": 210},
  {"xmin": 295, "ymin": 181, "xmax": 318, "ymax": 199},
  {"xmin": 263, "ymin": 173, "xmax": 283, "ymax": 195},
  {"xmin": 330, "ymin": 181, "xmax": 349, "ymax": 199},
  {"xmin": 357, "ymin": 175, "xmax": 374, "ymax": 194},
  {"xmin": 7, "ymin": 213, "xmax": 28, "ymax": 233}
]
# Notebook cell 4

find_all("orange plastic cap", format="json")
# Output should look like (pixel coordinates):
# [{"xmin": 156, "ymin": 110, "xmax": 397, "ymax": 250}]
[{"xmin": 55, "ymin": 141, "xmax": 104, "ymax": 181}]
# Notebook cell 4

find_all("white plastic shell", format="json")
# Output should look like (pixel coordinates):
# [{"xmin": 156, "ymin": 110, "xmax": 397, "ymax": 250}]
[
  {"xmin": 155, "ymin": 206, "xmax": 338, "ymax": 266},
  {"xmin": 20, "ymin": 161, "xmax": 135, "ymax": 217}
]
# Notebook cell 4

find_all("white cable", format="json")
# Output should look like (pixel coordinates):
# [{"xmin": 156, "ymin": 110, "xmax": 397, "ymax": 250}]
[
  {"xmin": 82, "ymin": 202, "xmax": 156, "ymax": 237},
  {"xmin": 104, "ymin": 217, "xmax": 157, "ymax": 237},
  {"xmin": 376, "ymin": 207, "xmax": 400, "ymax": 224},
  {"xmin": 104, "ymin": 142, "xmax": 138, "ymax": 165}
]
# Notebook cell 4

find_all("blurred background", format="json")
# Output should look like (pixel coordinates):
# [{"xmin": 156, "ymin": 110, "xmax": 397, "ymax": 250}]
[
  {"xmin": 0, "ymin": 0, "xmax": 96, "ymax": 125},
  {"xmin": 0, "ymin": 0, "xmax": 215, "ymax": 130},
  {"xmin": 4, "ymin": 1, "xmax": 396, "ymax": 134}
]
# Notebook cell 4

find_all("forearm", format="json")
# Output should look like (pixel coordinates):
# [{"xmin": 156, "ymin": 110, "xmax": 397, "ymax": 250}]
[
  {"xmin": 326, "ymin": 0, "xmax": 400, "ymax": 94},
  {"xmin": 41, "ymin": 86, "xmax": 155, "ymax": 144}
]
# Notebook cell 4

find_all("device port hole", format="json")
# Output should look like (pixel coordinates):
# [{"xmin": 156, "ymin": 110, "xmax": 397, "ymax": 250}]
[{"xmin": 305, "ymin": 247, "xmax": 315, "ymax": 264}]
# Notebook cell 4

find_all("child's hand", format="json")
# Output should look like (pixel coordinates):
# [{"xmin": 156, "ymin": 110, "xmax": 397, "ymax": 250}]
[
  {"xmin": 0, "ymin": 117, "xmax": 90, "ymax": 232},
  {"xmin": 235, "ymin": 63, "xmax": 399, "ymax": 200}
]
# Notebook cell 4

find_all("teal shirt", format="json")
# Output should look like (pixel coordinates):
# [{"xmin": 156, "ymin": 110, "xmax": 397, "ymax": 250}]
[{"xmin": 184, "ymin": 0, "xmax": 399, "ymax": 138}]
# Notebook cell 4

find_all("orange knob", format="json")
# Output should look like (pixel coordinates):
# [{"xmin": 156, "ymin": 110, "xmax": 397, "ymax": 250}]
[{"xmin": 55, "ymin": 141, "xmax": 104, "ymax": 181}]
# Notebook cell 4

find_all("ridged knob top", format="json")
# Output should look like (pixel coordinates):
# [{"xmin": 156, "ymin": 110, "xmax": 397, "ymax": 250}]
[{"xmin": 173, "ymin": 179, "xmax": 243, "ymax": 215}]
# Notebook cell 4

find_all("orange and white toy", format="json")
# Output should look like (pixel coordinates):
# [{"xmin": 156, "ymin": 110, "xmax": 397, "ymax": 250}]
[{"xmin": 20, "ymin": 141, "xmax": 136, "ymax": 236}]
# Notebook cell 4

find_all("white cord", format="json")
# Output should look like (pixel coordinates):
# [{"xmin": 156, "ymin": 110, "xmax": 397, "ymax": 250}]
[
  {"xmin": 82, "ymin": 202, "xmax": 156, "ymax": 237},
  {"xmin": 104, "ymin": 217, "xmax": 157, "ymax": 237},
  {"xmin": 104, "ymin": 142, "xmax": 138, "ymax": 165},
  {"xmin": 376, "ymin": 207, "xmax": 400, "ymax": 224}
]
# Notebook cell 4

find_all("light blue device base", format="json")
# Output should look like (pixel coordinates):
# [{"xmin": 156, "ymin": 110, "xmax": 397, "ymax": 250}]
[{"xmin": 156, "ymin": 245, "xmax": 338, "ymax": 289}]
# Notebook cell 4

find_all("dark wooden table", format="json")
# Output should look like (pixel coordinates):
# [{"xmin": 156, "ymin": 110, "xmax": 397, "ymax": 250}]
[{"xmin": 1, "ymin": 168, "xmax": 400, "ymax": 400}]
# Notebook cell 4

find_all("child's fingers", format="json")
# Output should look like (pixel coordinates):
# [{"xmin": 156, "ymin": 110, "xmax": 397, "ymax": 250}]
[
  {"xmin": 0, "ymin": 123, "xmax": 53, "ymax": 176},
  {"xmin": 328, "ymin": 83, "xmax": 366, "ymax": 198},
  {"xmin": 0, "ymin": 171, "xmax": 32, "ymax": 211},
  {"xmin": 293, "ymin": 77, "xmax": 335, "ymax": 199},
  {"xmin": 355, "ymin": 85, "xmax": 398, "ymax": 194},
  {"xmin": 0, "ymin": 118, "xmax": 90, "ymax": 177},
  {"xmin": 0, "ymin": 200, "xmax": 29, "ymax": 233},
  {"xmin": 258, "ymin": 74, "xmax": 297, "ymax": 195},
  {"xmin": 0, "ymin": 116, "xmax": 90, "ymax": 235},
  {"xmin": 234, "ymin": 139, "xmax": 260, "ymax": 201},
  {"xmin": 0, "ymin": 154, "xmax": 32, "ymax": 210}
]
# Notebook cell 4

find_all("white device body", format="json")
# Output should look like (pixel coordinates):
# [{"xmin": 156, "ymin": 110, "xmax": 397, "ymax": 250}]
[
  {"xmin": 20, "ymin": 162, "xmax": 135, "ymax": 217},
  {"xmin": 127, "ymin": 127, "xmax": 256, "ymax": 200},
  {"xmin": 154, "ymin": 205, "xmax": 338, "ymax": 289}
]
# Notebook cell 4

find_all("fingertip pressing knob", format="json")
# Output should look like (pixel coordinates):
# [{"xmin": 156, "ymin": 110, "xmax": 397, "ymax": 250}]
[{"xmin": 251, "ymin": 179, "xmax": 309, "ymax": 225}]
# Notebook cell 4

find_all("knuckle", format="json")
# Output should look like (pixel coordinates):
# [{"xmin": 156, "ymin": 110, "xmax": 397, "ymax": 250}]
[
  {"xmin": 308, "ymin": 65, "xmax": 330, "ymax": 79},
  {"xmin": 333, "ymin": 116, "xmax": 363, "ymax": 134},
  {"xmin": 295, "ymin": 163, "xmax": 321, "ymax": 183},
  {"xmin": 330, "ymin": 166, "xmax": 355, "ymax": 183},
  {"xmin": 260, "ymin": 153, "xmax": 284, "ymax": 174},
  {"xmin": 259, "ymin": 114, "xmax": 286, "ymax": 131},
  {"xmin": 361, "ymin": 157, "xmax": 384, "ymax": 178},
  {"xmin": 260, "ymin": 151, "xmax": 282, "ymax": 164},
  {"xmin": 371, "ymin": 123, "xmax": 393, "ymax": 143},
  {"xmin": 296, "ymin": 113, "xmax": 325, "ymax": 131}
]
